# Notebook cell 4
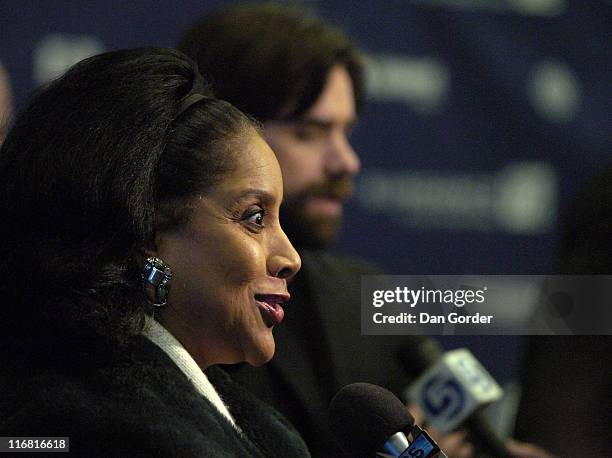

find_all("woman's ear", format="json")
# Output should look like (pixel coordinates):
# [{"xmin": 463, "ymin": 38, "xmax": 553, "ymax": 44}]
[{"xmin": 144, "ymin": 232, "xmax": 161, "ymax": 258}]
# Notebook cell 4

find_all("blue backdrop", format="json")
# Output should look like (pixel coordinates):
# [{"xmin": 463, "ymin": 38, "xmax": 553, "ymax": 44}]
[{"xmin": 1, "ymin": 0, "xmax": 610, "ymax": 394}]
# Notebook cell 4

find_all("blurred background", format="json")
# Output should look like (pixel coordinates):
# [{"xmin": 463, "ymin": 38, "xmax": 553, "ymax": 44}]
[{"xmin": 1, "ymin": 0, "xmax": 610, "ymax": 445}]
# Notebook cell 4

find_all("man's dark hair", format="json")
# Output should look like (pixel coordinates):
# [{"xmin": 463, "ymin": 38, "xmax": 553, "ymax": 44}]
[
  {"xmin": 178, "ymin": 2, "xmax": 365, "ymax": 122},
  {"xmin": 0, "ymin": 47, "xmax": 257, "ymax": 361}
]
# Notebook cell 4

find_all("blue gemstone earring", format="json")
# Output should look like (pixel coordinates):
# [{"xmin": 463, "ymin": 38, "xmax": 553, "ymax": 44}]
[{"xmin": 143, "ymin": 257, "xmax": 172, "ymax": 307}]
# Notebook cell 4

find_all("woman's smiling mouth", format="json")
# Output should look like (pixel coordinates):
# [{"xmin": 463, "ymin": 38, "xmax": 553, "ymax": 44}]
[{"xmin": 254, "ymin": 294, "xmax": 288, "ymax": 327}]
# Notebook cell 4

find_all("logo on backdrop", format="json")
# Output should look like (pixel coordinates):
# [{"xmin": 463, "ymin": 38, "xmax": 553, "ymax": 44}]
[
  {"xmin": 365, "ymin": 55, "xmax": 450, "ymax": 114},
  {"xmin": 33, "ymin": 34, "xmax": 105, "ymax": 86},
  {"xmin": 528, "ymin": 59, "xmax": 582, "ymax": 123},
  {"xmin": 358, "ymin": 161, "xmax": 558, "ymax": 234},
  {"xmin": 406, "ymin": 0, "xmax": 566, "ymax": 16}
]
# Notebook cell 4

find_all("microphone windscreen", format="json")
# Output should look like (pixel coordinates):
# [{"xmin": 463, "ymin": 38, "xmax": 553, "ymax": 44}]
[{"xmin": 328, "ymin": 383, "xmax": 415, "ymax": 457}]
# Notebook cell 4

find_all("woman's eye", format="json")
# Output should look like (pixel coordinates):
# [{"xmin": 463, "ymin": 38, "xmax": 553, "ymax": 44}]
[
  {"xmin": 247, "ymin": 212, "xmax": 263, "ymax": 225},
  {"xmin": 243, "ymin": 208, "xmax": 265, "ymax": 232}
]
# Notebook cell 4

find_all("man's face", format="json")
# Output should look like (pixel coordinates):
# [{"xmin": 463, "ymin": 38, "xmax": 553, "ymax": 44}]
[{"xmin": 264, "ymin": 65, "xmax": 360, "ymax": 249}]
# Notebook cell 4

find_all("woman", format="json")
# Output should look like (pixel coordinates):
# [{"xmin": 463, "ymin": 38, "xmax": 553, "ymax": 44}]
[{"xmin": 0, "ymin": 48, "xmax": 308, "ymax": 457}]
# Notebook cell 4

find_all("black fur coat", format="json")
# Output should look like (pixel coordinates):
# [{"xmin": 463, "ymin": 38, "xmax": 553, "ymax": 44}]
[{"xmin": 0, "ymin": 335, "xmax": 310, "ymax": 457}]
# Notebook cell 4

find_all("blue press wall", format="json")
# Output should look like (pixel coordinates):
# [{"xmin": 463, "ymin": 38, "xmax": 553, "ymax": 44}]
[{"xmin": 1, "ymin": 0, "xmax": 610, "ymax": 384}]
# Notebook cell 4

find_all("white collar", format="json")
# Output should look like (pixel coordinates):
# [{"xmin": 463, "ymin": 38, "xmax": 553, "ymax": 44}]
[{"xmin": 142, "ymin": 315, "xmax": 238, "ymax": 429}]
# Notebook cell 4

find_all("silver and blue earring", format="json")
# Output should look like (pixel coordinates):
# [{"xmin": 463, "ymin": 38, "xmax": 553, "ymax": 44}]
[{"xmin": 143, "ymin": 256, "xmax": 172, "ymax": 307}]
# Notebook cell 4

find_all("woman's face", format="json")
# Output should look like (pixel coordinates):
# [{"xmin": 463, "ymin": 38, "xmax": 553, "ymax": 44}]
[{"xmin": 155, "ymin": 132, "xmax": 301, "ymax": 368}]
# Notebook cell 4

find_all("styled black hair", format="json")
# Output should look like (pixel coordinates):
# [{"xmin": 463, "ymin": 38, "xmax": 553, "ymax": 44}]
[
  {"xmin": 178, "ymin": 2, "xmax": 365, "ymax": 122},
  {"xmin": 0, "ymin": 47, "xmax": 257, "ymax": 358}
]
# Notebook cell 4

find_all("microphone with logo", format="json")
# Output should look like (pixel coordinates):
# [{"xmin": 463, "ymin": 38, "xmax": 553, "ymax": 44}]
[
  {"xmin": 328, "ymin": 382, "xmax": 447, "ymax": 457},
  {"xmin": 399, "ymin": 340, "xmax": 511, "ymax": 457}
]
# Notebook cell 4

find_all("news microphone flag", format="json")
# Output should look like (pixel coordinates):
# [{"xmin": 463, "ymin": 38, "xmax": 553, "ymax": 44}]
[{"xmin": 409, "ymin": 348, "xmax": 502, "ymax": 433}]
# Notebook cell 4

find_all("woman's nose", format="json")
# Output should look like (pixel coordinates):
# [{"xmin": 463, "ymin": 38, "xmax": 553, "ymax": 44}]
[{"xmin": 267, "ymin": 229, "xmax": 301, "ymax": 280}]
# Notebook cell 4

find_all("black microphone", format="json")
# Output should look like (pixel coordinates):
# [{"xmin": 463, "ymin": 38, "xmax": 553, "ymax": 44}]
[
  {"xmin": 397, "ymin": 340, "xmax": 512, "ymax": 457},
  {"xmin": 329, "ymin": 383, "xmax": 444, "ymax": 457}
]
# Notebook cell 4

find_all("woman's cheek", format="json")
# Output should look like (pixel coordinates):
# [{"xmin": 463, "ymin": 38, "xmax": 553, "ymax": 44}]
[{"xmin": 225, "ymin": 235, "xmax": 267, "ymax": 284}]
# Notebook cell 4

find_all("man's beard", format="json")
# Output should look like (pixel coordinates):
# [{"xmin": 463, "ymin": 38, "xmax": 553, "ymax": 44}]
[{"xmin": 280, "ymin": 176, "xmax": 354, "ymax": 250}]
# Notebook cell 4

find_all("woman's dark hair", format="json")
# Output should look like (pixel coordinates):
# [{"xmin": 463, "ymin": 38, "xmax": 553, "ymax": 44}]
[
  {"xmin": 178, "ymin": 2, "xmax": 365, "ymax": 122},
  {"xmin": 0, "ymin": 47, "xmax": 257, "ymax": 359}
]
